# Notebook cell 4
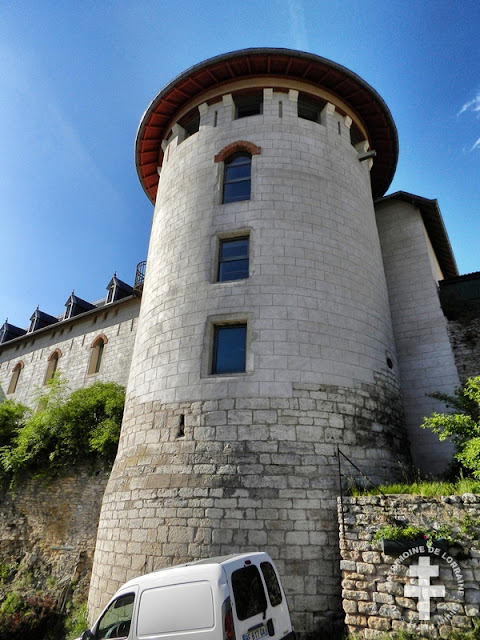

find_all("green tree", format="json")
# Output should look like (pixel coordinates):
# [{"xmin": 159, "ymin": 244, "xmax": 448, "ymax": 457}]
[
  {"xmin": 0, "ymin": 376, "xmax": 125, "ymax": 481},
  {"xmin": 422, "ymin": 376, "xmax": 480, "ymax": 478}
]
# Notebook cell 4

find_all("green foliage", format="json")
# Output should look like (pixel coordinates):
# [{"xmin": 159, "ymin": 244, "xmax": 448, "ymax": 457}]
[
  {"xmin": 64, "ymin": 602, "xmax": 88, "ymax": 640},
  {"xmin": 0, "ymin": 592, "xmax": 61, "ymax": 639},
  {"xmin": 0, "ymin": 399, "xmax": 28, "ymax": 448},
  {"xmin": 349, "ymin": 477, "xmax": 480, "ymax": 497},
  {"xmin": 373, "ymin": 524, "xmax": 427, "ymax": 542},
  {"xmin": 0, "ymin": 376, "xmax": 125, "ymax": 483},
  {"xmin": 422, "ymin": 376, "xmax": 480, "ymax": 479},
  {"xmin": 0, "ymin": 560, "xmax": 17, "ymax": 584}
]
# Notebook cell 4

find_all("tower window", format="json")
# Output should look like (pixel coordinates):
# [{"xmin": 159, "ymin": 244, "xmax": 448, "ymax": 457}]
[
  {"xmin": 212, "ymin": 324, "xmax": 247, "ymax": 374},
  {"xmin": 218, "ymin": 236, "xmax": 249, "ymax": 282},
  {"xmin": 234, "ymin": 93, "xmax": 263, "ymax": 119},
  {"xmin": 223, "ymin": 153, "xmax": 251, "ymax": 203}
]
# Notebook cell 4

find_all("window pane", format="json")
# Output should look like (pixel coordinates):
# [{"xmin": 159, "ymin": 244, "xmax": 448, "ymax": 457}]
[
  {"xmin": 231, "ymin": 565, "xmax": 267, "ymax": 620},
  {"xmin": 261, "ymin": 562, "xmax": 283, "ymax": 607},
  {"xmin": 223, "ymin": 181, "xmax": 250, "ymax": 203},
  {"xmin": 219, "ymin": 259, "xmax": 249, "ymax": 281},
  {"xmin": 225, "ymin": 163, "xmax": 251, "ymax": 181},
  {"xmin": 220, "ymin": 238, "xmax": 249, "ymax": 260},
  {"xmin": 213, "ymin": 326, "xmax": 246, "ymax": 374}
]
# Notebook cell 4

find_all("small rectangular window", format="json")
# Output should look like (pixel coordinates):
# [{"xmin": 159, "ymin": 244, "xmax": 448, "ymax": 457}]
[
  {"xmin": 218, "ymin": 237, "xmax": 249, "ymax": 282},
  {"xmin": 235, "ymin": 93, "xmax": 263, "ymax": 119},
  {"xmin": 212, "ymin": 324, "xmax": 246, "ymax": 374}
]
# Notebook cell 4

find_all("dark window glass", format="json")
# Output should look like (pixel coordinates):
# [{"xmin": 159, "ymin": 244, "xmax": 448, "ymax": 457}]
[
  {"xmin": 261, "ymin": 562, "xmax": 283, "ymax": 607},
  {"xmin": 218, "ymin": 237, "xmax": 249, "ymax": 282},
  {"xmin": 298, "ymin": 94, "xmax": 325, "ymax": 123},
  {"xmin": 95, "ymin": 340, "xmax": 104, "ymax": 373},
  {"xmin": 350, "ymin": 123, "xmax": 364, "ymax": 147},
  {"xmin": 183, "ymin": 115, "xmax": 200, "ymax": 138},
  {"xmin": 232, "ymin": 565, "xmax": 267, "ymax": 620},
  {"xmin": 223, "ymin": 153, "xmax": 251, "ymax": 204},
  {"xmin": 213, "ymin": 325, "xmax": 246, "ymax": 374},
  {"xmin": 235, "ymin": 94, "xmax": 263, "ymax": 119}
]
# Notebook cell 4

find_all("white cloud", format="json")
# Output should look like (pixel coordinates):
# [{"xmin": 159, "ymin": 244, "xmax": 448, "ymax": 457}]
[
  {"xmin": 458, "ymin": 94, "xmax": 480, "ymax": 116},
  {"xmin": 458, "ymin": 91, "xmax": 480, "ymax": 151},
  {"xmin": 288, "ymin": 0, "xmax": 309, "ymax": 51}
]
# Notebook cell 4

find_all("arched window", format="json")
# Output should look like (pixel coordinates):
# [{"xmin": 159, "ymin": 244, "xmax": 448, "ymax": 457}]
[
  {"xmin": 44, "ymin": 349, "xmax": 61, "ymax": 384},
  {"xmin": 223, "ymin": 152, "xmax": 252, "ymax": 203},
  {"xmin": 88, "ymin": 335, "xmax": 107, "ymax": 375},
  {"xmin": 7, "ymin": 361, "xmax": 24, "ymax": 395}
]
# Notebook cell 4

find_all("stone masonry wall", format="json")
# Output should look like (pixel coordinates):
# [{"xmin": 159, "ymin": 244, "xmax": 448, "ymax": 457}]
[
  {"xmin": 0, "ymin": 465, "xmax": 109, "ymax": 607},
  {"xmin": 339, "ymin": 494, "xmax": 480, "ymax": 638},
  {"xmin": 447, "ymin": 317, "xmax": 480, "ymax": 386},
  {"xmin": 88, "ymin": 377, "xmax": 410, "ymax": 637}
]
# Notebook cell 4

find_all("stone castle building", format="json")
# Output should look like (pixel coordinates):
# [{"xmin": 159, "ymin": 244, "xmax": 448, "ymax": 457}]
[{"xmin": 1, "ymin": 49, "xmax": 479, "ymax": 636}]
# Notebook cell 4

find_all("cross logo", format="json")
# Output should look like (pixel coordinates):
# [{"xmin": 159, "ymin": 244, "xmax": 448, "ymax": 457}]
[{"xmin": 404, "ymin": 556, "xmax": 446, "ymax": 620}]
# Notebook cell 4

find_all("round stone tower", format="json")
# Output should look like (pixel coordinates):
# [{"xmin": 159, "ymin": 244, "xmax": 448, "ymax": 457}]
[{"xmin": 89, "ymin": 49, "xmax": 407, "ymax": 636}]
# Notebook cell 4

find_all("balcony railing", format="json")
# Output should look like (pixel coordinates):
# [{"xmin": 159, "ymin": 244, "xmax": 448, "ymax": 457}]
[{"xmin": 134, "ymin": 261, "xmax": 146, "ymax": 289}]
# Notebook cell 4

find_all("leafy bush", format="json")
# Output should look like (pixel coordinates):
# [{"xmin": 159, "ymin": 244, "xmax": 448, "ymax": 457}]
[
  {"xmin": 0, "ymin": 399, "xmax": 28, "ymax": 448},
  {"xmin": 421, "ymin": 376, "xmax": 480, "ymax": 479},
  {"xmin": 0, "ymin": 592, "xmax": 61, "ymax": 639},
  {"xmin": 0, "ymin": 376, "xmax": 125, "ymax": 482}
]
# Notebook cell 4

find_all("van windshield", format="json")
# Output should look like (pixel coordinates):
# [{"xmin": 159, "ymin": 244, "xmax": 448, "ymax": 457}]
[{"xmin": 231, "ymin": 565, "xmax": 267, "ymax": 620}]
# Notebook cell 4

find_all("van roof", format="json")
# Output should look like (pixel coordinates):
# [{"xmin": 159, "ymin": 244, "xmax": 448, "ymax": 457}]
[{"xmin": 117, "ymin": 552, "xmax": 270, "ymax": 592}]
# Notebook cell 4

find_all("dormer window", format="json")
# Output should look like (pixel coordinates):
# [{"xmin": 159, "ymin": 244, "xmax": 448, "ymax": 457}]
[
  {"xmin": 28, "ymin": 308, "xmax": 58, "ymax": 333},
  {"xmin": 64, "ymin": 293, "xmax": 95, "ymax": 320},
  {"xmin": 105, "ymin": 275, "xmax": 133, "ymax": 305}
]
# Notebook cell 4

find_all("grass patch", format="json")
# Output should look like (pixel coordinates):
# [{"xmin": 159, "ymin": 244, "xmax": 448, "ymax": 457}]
[{"xmin": 349, "ymin": 477, "xmax": 480, "ymax": 497}]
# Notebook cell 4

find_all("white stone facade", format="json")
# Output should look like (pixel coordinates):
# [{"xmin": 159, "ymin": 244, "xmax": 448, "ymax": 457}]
[{"xmin": 0, "ymin": 297, "xmax": 139, "ymax": 405}]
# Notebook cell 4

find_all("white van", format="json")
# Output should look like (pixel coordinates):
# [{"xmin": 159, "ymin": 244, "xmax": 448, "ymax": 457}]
[{"xmin": 79, "ymin": 552, "xmax": 295, "ymax": 640}]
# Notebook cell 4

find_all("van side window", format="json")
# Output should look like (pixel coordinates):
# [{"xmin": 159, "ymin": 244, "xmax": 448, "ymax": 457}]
[
  {"xmin": 96, "ymin": 593, "xmax": 134, "ymax": 639},
  {"xmin": 261, "ymin": 562, "xmax": 283, "ymax": 607},
  {"xmin": 231, "ymin": 565, "xmax": 267, "ymax": 620}
]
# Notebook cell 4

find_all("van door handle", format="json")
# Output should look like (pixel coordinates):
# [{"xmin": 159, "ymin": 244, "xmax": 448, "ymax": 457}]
[{"xmin": 267, "ymin": 619, "xmax": 275, "ymax": 636}]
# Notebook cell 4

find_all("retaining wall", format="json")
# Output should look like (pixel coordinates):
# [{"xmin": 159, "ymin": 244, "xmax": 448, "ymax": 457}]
[{"xmin": 338, "ymin": 494, "xmax": 480, "ymax": 638}]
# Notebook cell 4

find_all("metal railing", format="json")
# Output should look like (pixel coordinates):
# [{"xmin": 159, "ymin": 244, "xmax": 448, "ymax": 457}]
[{"xmin": 134, "ymin": 261, "xmax": 147, "ymax": 289}]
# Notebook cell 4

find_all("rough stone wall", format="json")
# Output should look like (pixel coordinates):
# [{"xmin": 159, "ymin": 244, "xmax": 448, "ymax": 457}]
[
  {"xmin": 0, "ymin": 465, "xmax": 109, "ymax": 607},
  {"xmin": 88, "ymin": 378, "xmax": 409, "ymax": 636},
  {"xmin": 339, "ymin": 494, "xmax": 480, "ymax": 638},
  {"xmin": 0, "ymin": 297, "xmax": 139, "ymax": 406},
  {"xmin": 447, "ymin": 317, "xmax": 480, "ymax": 385}
]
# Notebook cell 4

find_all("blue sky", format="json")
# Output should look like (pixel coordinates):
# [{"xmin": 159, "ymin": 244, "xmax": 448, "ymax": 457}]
[{"xmin": 1, "ymin": 1, "xmax": 479, "ymax": 328}]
